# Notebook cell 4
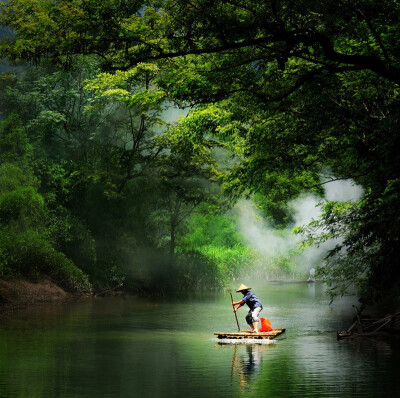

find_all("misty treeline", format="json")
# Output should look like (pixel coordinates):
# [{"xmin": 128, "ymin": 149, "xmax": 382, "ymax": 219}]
[
  {"xmin": 1, "ymin": 0, "xmax": 400, "ymax": 304},
  {"xmin": 0, "ymin": 58, "xmax": 264, "ymax": 294}
]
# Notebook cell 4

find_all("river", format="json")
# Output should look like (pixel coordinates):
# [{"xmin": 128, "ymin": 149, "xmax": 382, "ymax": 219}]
[{"xmin": 0, "ymin": 282, "xmax": 399, "ymax": 397}]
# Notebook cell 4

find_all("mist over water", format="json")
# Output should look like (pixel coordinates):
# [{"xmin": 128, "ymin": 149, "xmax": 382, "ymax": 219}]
[{"xmin": 235, "ymin": 179, "xmax": 364, "ymax": 278}]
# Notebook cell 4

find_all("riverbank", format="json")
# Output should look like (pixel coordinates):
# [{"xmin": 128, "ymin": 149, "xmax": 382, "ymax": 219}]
[
  {"xmin": 0, "ymin": 279, "xmax": 132, "ymax": 315},
  {"xmin": 0, "ymin": 279, "xmax": 76, "ymax": 313}
]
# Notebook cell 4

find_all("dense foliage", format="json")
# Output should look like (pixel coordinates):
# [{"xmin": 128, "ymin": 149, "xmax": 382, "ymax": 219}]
[
  {"xmin": 1, "ymin": 0, "xmax": 400, "ymax": 303},
  {"xmin": 0, "ymin": 58, "xmax": 260, "ymax": 293}
]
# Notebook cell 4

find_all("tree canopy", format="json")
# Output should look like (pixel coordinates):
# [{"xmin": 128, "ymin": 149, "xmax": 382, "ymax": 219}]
[{"xmin": 1, "ymin": 0, "xmax": 400, "ymax": 303}]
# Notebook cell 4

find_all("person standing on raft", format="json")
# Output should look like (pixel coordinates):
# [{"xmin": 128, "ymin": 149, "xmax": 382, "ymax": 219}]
[{"xmin": 232, "ymin": 284, "xmax": 263, "ymax": 333}]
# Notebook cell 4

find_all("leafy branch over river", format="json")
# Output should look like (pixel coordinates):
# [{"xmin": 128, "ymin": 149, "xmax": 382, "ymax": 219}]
[{"xmin": 1, "ymin": 1, "xmax": 400, "ymax": 305}]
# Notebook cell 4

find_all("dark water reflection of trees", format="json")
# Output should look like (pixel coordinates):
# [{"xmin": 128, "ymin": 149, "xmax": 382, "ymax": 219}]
[{"xmin": 0, "ymin": 286, "xmax": 399, "ymax": 397}]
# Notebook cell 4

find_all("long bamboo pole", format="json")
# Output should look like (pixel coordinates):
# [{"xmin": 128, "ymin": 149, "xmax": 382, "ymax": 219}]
[{"xmin": 230, "ymin": 292, "xmax": 241, "ymax": 332}]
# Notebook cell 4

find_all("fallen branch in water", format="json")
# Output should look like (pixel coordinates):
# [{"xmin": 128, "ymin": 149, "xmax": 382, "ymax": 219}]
[
  {"xmin": 94, "ymin": 283, "xmax": 124, "ymax": 298},
  {"xmin": 337, "ymin": 309, "xmax": 400, "ymax": 340}
]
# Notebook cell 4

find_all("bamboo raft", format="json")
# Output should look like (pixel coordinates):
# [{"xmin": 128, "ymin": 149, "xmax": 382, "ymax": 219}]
[{"xmin": 214, "ymin": 328, "xmax": 286, "ymax": 340}]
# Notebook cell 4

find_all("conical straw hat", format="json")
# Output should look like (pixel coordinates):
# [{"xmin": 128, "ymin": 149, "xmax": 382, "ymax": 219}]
[{"xmin": 236, "ymin": 284, "xmax": 251, "ymax": 292}]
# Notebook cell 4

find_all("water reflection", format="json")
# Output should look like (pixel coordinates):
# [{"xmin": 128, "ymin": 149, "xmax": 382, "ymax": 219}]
[
  {"xmin": 307, "ymin": 281, "xmax": 316, "ymax": 297},
  {"xmin": 1, "ymin": 284, "xmax": 399, "ymax": 398},
  {"xmin": 231, "ymin": 344, "xmax": 268, "ymax": 387}
]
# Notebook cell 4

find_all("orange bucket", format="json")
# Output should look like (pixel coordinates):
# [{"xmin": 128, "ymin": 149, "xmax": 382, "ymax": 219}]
[{"xmin": 259, "ymin": 318, "xmax": 273, "ymax": 332}]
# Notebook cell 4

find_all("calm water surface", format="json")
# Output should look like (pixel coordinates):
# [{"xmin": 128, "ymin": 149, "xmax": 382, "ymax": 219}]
[{"xmin": 0, "ymin": 283, "xmax": 399, "ymax": 397}]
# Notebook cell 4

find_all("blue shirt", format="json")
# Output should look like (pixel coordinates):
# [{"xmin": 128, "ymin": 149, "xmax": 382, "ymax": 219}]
[{"xmin": 242, "ymin": 291, "xmax": 262, "ymax": 311}]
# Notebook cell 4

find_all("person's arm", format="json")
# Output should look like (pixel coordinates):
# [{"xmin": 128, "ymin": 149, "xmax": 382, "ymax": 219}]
[{"xmin": 232, "ymin": 299, "xmax": 245, "ymax": 312}]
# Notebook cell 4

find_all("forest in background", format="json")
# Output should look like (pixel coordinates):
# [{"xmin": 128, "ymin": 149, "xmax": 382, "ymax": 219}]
[
  {"xmin": 1, "ymin": 1, "xmax": 400, "ymax": 305},
  {"xmin": 0, "ymin": 57, "xmax": 306, "ymax": 296},
  {"xmin": 1, "ymin": 5, "xmax": 270, "ymax": 296}
]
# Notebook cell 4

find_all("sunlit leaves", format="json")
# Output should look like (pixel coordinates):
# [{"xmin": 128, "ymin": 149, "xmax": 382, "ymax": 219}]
[{"xmin": 2, "ymin": 0, "xmax": 400, "ymax": 300}]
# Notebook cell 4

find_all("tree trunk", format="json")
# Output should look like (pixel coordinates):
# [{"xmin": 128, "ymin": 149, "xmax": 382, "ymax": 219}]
[{"xmin": 169, "ymin": 222, "xmax": 176, "ymax": 256}]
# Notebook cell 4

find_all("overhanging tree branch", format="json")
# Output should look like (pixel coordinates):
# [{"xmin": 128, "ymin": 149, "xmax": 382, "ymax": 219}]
[{"xmin": 122, "ymin": 29, "xmax": 400, "ymax": 85}]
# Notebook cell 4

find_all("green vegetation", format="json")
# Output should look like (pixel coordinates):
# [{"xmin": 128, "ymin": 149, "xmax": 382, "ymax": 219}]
[
  {"xmin": 1, "ymin": 1, "xmax": 399, "ymax": 304},
  {"xmin": 178, "ymin": 211, "xmax": 256, "ymax": 288},
  {"xmin": 0, "ymin": 115, "xmax": 91, "ymax": 292},
  {"xmin": 0, "ymin": 59, "xmax": 260, "ymax": 294}
]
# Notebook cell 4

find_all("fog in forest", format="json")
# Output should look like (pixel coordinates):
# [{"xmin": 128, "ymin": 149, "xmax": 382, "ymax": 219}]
[{"xmin": 236, "ymin": 179, "xmax": 364, "ymax": 278}]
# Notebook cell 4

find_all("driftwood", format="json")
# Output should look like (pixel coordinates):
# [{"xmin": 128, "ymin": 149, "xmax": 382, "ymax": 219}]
[{"xmin": 337, "ymin": 306, "xmax": 400, "ymax": 340}]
